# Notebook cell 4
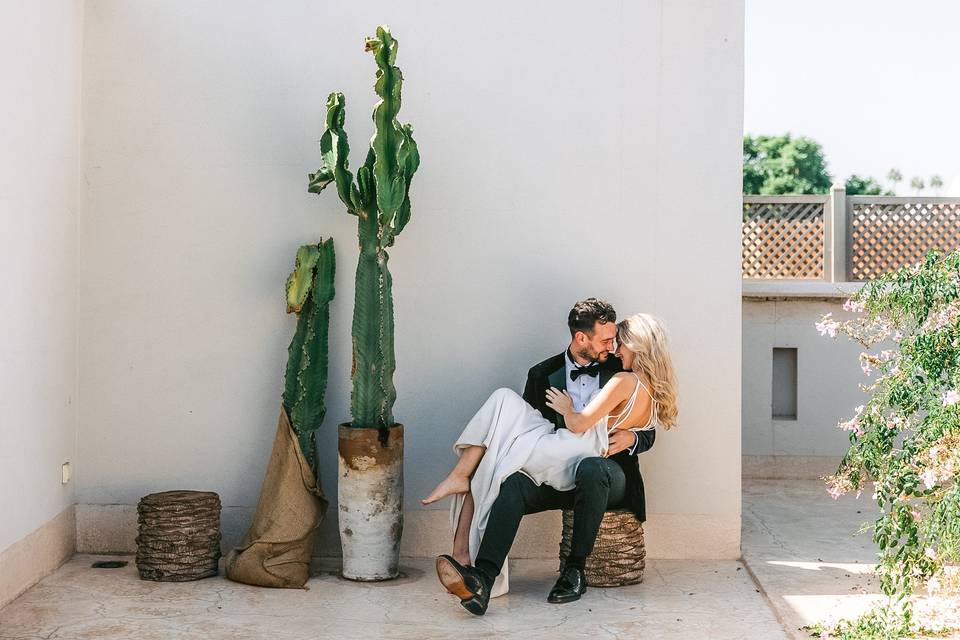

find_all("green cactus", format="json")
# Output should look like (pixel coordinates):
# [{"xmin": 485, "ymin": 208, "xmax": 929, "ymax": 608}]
[
  {"xmin": 282, "ymin": 238, "xmax": 336, "ymax": 471},
  {"xmin": 308, "ymin": 25, "xmax": 420, "ymax": 430}
]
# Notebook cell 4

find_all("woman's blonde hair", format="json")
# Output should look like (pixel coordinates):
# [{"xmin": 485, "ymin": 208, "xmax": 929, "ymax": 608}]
[{"xmin": 616, "ymin": 313, "xmax": 678, "ymax": 429}]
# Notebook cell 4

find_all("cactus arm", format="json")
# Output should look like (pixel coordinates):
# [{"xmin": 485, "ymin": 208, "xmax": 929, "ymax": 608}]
[
  {"xmin": 308, "ymin": 93, "xmax": 361, "ymax": 216},
  {"xmin": 291, "ymin": 239, "xmax": 336, "ymax": 462},
  {"xmin": 376, "ymin": 253, "xmax": 396, "ymax": 426},
  {"xmin": 350, "ymin": 211, "xmax": 383, "ymax": 427},
  {"xmin": 386, "ymin": 124, "xmax": 419, "ymax": 246},
  {"xmin": 282, "ymin": 239, "xmax": 336, "ymax": 472},
  {"xmin": 282, "ymin": 297, "xmax": 310, "ymax": 421},
  {"xmin": 356, "ymin": 148, "xmax": 377, "ymax": 214},
  {"xmin": 365, "ymin": 27, "xmax": 412, "ymax": 248}
]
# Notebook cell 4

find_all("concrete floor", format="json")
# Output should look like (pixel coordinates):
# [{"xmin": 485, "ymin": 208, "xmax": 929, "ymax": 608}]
[
  {"xmin": 2, "ymin": 480, "xmax": 959, "ymax": 639},
  {"xmin": 743, "ymin": 479, "xmax": 960, "ymax": 639},
  {"xmin": 0, "ymin": 555, "xmax": 784, "ymax": 640}
]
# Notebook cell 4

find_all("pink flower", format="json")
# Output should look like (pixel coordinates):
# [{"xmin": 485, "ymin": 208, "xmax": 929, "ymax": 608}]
[
  {"xmin": 925, "ymin": 547, "xmax": 937, "ymax": 560},
  {"xmin": 942, "ymin": 390, "xmax": 960, "ymax": 406},
  {"xmin": 816, "ymin": 318, "xmax": 840, "ymax": 338},
  {"xmin": 861, "ymin": 361, "xmax": 873, "ymax": 375},
  {"xmin": 843, "ymin": 299, "xmax": 866, "ymax": 313},
  {"xmin": 827, "ymin": 484, "xmax": 843, "ymax": 500},
  {"xmin": 893, "ymin": 330, "xmax": 904, "ymax": 342},
  {"xmin": 920, "ymin": 468, "xmax": 938, "ymax": 490},
  {"xmin": 820, "ymin": 632, "xmax": 830, "ymax": 640},
  {"xmin": 839, "ymin": 417, "xmax": 859, "ymax": 432},
  {"xmin": 911, "ymin": 509, "xmax": 922, "ymax": 522}
]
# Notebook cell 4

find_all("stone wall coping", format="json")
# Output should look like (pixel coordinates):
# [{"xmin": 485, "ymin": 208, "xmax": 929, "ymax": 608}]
[{"xmin": 742, "ymin": 280, "xmax": 865, "ymax": 300}]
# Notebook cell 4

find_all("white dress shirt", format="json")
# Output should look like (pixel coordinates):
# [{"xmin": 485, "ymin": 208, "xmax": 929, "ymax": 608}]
[
  {"xmin": 563, "ymin": 351, "xmax": 642, "ymax": 455},
  {"xmin": 564, "ymin": 350, "xmax": 601, "ymax": 412}
]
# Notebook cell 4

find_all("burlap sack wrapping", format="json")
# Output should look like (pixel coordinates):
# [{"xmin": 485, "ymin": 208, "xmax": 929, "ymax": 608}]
[{"xmin": 225, "ymin": 406, "xmax": 328, "ymax": 588}]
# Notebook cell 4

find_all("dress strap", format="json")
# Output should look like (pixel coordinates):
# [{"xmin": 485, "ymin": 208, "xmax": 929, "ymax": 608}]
[
  {"xmin": 608, "ymin": 373, "xmax": 642, "ymax": 431},
  {"xmin": 608, "ymin": 373, "xmax": 658, "ymax": 432}
]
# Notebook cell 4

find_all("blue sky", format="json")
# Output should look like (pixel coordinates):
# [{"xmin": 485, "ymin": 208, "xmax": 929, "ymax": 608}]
[{"xmin": 745, "ymin": 0, "xmax": 960, "ymax": 195}]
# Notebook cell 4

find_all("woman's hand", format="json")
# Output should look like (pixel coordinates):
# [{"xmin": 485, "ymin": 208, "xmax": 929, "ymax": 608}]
[{"xmin": 545, "ymin": 387, "xmax": 574, "ymax": 417}]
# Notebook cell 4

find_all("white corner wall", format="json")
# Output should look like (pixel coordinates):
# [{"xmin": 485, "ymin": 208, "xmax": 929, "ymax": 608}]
[
  {"xmin": 78, "ymin": 1, "xmax": 744, "ymax": 558},
  {"xmin": 0, "ymin": 0, "xmax": 83, "ymax": 587},
  {"xmin": 742, "ymin": 298, "xmax": 871, "ymax": 478}
]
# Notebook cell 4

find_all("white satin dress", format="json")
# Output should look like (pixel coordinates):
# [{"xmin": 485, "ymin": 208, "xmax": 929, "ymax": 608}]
[{"xmin": 449, "ymin": 373, "xmax": 656, "ymax": 597}]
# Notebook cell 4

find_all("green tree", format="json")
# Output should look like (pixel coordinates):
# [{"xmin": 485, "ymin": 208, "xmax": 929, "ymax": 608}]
[
  {"xmin": 930, "ymin": 175, "xmax": 944, "ymax": 195},
  {"xmin": 887, "ymin": 167, "xmax": 903, "ymax": 194},
  {"xmin": 911, "ymin": 176, "xmax": 926, "ymax": 195},
  {"xmin": 743, "ymin": 134, "xmax": 832, "ymax": 194},
  {"xmin": 845, "ymin": 174, "xmax": 893, "ymax": 196}
]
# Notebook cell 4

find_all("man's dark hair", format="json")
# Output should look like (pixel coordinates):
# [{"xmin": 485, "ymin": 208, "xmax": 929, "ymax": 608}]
[{"xmin": 567, "ymin": 298, "xmax": 616, "ymax": 337}]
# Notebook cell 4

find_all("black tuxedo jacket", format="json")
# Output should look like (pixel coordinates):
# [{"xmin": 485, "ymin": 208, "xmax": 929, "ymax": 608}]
[{"xmin": 521, "ymin": 352, "xmax": 655, "ymax": 521}]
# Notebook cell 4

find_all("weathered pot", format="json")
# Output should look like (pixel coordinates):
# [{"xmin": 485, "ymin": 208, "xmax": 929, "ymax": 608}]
[{"xmin": 338, "ymin": 423, "xmax": 403, "ymax": 581}]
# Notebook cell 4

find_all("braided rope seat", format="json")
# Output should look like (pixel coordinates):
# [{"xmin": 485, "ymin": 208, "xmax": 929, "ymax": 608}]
[
  {"xmin": 558, "ymin": 508, "xmax": 645, "ymax": 587},
  {"xmin": 136, "ymin": 490, "xmax": 222, "ymax": 582}
]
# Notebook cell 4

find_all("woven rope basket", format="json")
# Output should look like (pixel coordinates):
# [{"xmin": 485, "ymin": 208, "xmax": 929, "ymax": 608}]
[
  {"xmin": 136, "ymin": 490, "xmax": 222, "ymax": 582},
  {"xmin": 558, "ymin": 508, "xmax": 645, "ymax": 587}
]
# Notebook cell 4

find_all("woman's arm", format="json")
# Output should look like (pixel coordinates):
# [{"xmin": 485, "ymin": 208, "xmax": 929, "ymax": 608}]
[{"xmin": 544, "ymin": 374, "xmax": 633, "ymax": 434}]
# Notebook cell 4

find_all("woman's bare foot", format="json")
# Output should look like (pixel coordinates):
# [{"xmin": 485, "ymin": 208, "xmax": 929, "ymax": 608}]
[{"xmin": 421, "ymin": 473, "xmax": 470, "ymax": 504}]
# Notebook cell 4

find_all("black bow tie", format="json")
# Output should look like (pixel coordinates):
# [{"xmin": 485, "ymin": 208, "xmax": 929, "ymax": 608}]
[{"xmin": 570, "ymin": 363, "xmax": 601, "ymax": 381}]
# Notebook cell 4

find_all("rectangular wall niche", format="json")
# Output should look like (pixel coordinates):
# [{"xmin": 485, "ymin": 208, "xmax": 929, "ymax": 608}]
[{"xmin": 772, "ymin": 347, "xmax": 797, "ymax": 420}]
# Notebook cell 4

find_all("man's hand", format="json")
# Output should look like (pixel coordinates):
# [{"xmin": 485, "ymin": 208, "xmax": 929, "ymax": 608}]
[
  {"xmin": 607, "ymin": 430, "xmax": 636, "ymax": 456},
  {"xmin": 544, "ymin": 387, "xmax": 573, "ymax": 417}
]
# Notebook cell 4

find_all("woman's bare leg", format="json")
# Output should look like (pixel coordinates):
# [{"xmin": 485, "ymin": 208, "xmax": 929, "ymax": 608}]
[
  {"xmin": 421, "ymin": 445, "xmax": 485, "ymax": 505},
  {"xmin": 452, "ymin": 492, "xmax": 474, "ymax": 565}
]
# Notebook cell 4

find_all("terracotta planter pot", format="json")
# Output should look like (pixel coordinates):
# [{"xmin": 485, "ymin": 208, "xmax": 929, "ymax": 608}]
[{"xmin": 337, "ymin": 423, "xmax": 403, "ymax": 581}]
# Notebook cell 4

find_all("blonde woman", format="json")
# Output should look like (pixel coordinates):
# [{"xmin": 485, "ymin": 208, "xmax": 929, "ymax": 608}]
[{"xmin": 423, "ymin": 306, "xmax": 678, "ymax": 616}]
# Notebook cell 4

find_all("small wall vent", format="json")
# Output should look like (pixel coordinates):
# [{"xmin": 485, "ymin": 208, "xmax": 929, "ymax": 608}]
[{"xmin": 772, "ymin": 347, "xmax": 797, "ymax": 420}]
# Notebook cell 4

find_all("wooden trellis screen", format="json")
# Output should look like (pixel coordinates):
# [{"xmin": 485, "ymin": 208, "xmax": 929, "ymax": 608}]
[
  {"xmin": 743, "ymin": 193, "xmax": 960, "ymax": 282},
  {"xmin": 848, "ymin": 198, "xmax": 960, "ymax": 281},
  {"xmin": 742, "ymin": 197, "xmax": 826, "ymax": 279}
]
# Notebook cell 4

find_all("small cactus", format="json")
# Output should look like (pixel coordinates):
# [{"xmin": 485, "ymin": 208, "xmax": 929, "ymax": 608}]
[
  {"xmin": 282, "ymin": 238, "xmax": 336, "ymax": 470},
  {"xmin": 309, "ymin": 25, "xmax": 419, "ymax": 430}
]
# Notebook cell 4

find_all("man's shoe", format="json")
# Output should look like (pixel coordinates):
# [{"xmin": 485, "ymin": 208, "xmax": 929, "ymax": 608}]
[
  {"xmin": 547, "ymin": 565, "xmax": 587, "ymax": 604},
  {"xmin": 435, "ymin": 555, "xmax": 491, "ymax": 616}
]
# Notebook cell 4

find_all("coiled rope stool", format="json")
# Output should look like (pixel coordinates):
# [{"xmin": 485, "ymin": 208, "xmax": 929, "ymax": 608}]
[
  {"xmin": 136, "ymin": 490, "xmax": 222, "ymax": 582},
  {"xmin": 558, "ymin": 508, "xmax": 645, "ymax": 586}
]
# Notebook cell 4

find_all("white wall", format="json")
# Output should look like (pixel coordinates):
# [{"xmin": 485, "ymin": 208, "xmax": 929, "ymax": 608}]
[
  {"xmin": 78, "ymin": 0, "xmax": 744, "ymax": 557},
  {"xmin": 743, "ymin": 298, "xmax": 868, "ymax": 474},
  {"xmin": 0, "ymin": 1, "xmax": 84, "ymax": 553}
]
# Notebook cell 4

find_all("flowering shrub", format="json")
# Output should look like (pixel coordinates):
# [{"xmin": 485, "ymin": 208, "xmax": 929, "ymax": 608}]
[{"xmin": 816, "ymin": 250, "xmax": 960, "ymax": 638}]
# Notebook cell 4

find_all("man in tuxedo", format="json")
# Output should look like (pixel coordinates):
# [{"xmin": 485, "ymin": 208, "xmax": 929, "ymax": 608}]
[{"xmin": 439, "ymin": 298, "xmax": 656, "ymax": 615}]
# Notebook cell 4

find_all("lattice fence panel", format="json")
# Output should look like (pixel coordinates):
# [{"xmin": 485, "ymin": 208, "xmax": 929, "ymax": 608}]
[
  {"xmin": 742, "ymin": 201, "xmax": 824, "ymax": 279},
  {"xmin": 849, "ymin": 202, "xmax": 960, "ymax": 280}
]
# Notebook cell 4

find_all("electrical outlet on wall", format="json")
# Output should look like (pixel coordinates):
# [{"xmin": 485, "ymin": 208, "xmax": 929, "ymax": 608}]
[{"xmin": 62, "ymin": 462, "xmax": 71, "ymax": 485}]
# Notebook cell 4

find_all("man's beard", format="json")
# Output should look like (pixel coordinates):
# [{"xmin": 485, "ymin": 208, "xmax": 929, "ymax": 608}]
[{"xmin": 576, "ymin": 346, "xmax": 609, "ymax": 363}]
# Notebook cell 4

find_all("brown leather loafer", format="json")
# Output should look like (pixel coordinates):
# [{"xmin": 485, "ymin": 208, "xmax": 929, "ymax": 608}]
[{"xmin": 435, "ymin": 554, "xmax": 491, "ymax": 616}]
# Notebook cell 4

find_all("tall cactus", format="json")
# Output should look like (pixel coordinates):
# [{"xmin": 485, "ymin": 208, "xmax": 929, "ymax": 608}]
[
  {"xmin": 282, "ymin": 238, "xmax": 336, "ymax": 471},
  {"xmin": 308, "ymin": 26, "xmax": 420, "ymax": 430}
]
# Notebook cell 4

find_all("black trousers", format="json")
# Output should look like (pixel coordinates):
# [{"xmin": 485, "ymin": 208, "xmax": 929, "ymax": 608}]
[{"xmin": 474, "ymin": 457, "xmax": 626, "ymax": 578}]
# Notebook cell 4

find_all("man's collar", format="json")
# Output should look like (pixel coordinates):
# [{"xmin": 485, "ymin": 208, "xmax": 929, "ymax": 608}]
[{"xmin": 566, "ymin": 347, "xmax": 594, "ymax": 369}]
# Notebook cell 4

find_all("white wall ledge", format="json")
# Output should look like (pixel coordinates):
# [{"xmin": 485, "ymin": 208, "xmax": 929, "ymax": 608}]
[{"xmin": 742, "ymin": 280, "xmax": 864, "ymax": 300}]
